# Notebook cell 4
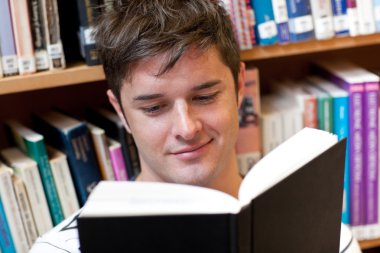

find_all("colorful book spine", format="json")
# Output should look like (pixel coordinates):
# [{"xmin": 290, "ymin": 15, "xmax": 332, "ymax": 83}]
[
  {"xmin": 271, "ymin": 0, "xmax": 290, "ymax": 44},
  {"xmin": 237, "ymin": 0, "xmax": 253, "ymax": 49},
  {"xmin": 285, "ymin": 0, "xmax": 314, "ymax": 42},
  {"xmin": 330, "ymin": 0, "xmax": 349, "ymax": 36},
  {"xmin": 310, "ymin": 0, "xmax": 335, "ymax": 40},
  {"xmin": 229, "ymin": 0, "xmax": 245, "ymax": 49},
  {"xmin": 0, "ymin": 0, "xmax": 19, "ymax": 76},
  {"xmin": 6, "ymin": 120, "xmax": 64, "ymax": 226},
  {"xmin": 28, "ymin": 0, "xmax": 49, "ymax": 71},
  {"xmin": 250, "ymin": 0, "xmax": 278, "ymax": 45},
  {"xmin": 373, "ymin": 0, "xmax": 380, "ymax": 32},
  {"xmin": 356, "ymin": 0, "xmax": 376, "ymax": 35},
  {"xmin": 313, "ymin": 61, "xmax": 365, "ymax": 238},
  {"xmin": 0, "ymin": 194, "xmax": 16, "ymax": 253},
  {"xmin": 9, "ymin": 0, "xmax": 37, "ymax": 75},
  {"xmin": 108, "ymin": 138, "xmax": 128, "ymax": 181},
  {"xmin": 347, "ymin": 0, "xmax": 360, "ymax": 36},
  {"xmin": 245, "ymin": 0, "xmax": 257, "ymax": 46}
]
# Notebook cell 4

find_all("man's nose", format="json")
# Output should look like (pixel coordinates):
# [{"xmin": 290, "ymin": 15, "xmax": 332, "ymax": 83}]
[{"xmin": 172, "ymin": 101, "xmax": 202, "ymax": 140}]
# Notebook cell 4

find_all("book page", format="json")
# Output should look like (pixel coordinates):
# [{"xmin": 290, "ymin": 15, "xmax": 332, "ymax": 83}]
[
  {"xmin": 81, "ymin": 181, "xmax": 241, "ymax": 217},
  {"xmin": 239, "ymin": 127, "xmax": 338, "ymax": 206}
]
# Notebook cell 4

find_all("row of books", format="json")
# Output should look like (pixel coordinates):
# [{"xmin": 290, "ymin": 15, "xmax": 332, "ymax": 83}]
[
  {"xmin": 223, "ymin": 0, "xmax": 380, "ymax": 49},
  {"xmin": 236, "ymin": 61, "xmax": 380, "ymax": 241},
  {"xmin": 0, "ymin": 0, "xmax": 109, "ymax": 79},
  {"xmin": 0, "ymin": 108, "xmax": 140, "ymax": 252}
]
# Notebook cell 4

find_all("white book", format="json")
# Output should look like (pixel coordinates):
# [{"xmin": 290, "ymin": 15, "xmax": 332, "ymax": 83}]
[
  {"xmin": 87, "ymin": 122, "xmax": 115, "ymax": 181},
  {"xmin": 356, "ymin": 0, "xmax": 376, "ymax": 35},
  {"xmin": 0, "ymin": 162, "xmax": 29, "ymax": 253},
  {"xmin": 310, "ymin": 0, "xmax": 335, "ymax": 40},
  {"xmin": 347, "ymin": 2, "xmax": 360, "ymax": 36},
  {"xmin": 47, "ymin": 146, "xmax": 80, "ymax": 218},
  {"xmin": 0, "ymin": 147, "xmax": 53, "ymax": 235},
  {"xmin": 12, "ymin": 175, "xmax": 38, "ymax": 246}
]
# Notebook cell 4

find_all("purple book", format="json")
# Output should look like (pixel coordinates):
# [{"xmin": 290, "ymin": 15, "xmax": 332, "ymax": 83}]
[
  {"xmin": 313, "ymin": 60, "xmax": 365, "ymax": 237},
  {"xmin": 0, "ymin": 0, "xmax": 18, "ymax": 76}
]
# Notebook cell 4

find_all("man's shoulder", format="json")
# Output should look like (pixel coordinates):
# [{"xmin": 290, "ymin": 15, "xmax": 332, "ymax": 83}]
[{"xmin": 29, "ymin": 210, "xmax": 81, "ymax": 253}]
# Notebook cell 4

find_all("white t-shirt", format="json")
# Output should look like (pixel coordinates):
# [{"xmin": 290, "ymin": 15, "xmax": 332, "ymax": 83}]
[{"xmin": 29, "ymin": 210, "xmax": 81, "ymax": 253}]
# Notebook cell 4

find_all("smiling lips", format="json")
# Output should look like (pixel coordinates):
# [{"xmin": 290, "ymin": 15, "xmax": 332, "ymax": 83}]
[{"xmin": 171, "ymin": 139, "xmax": 213, "ymax": 160}]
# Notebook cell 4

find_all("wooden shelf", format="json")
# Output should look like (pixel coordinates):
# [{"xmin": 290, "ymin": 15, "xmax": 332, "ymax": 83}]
[
  {"xmin": 241, "ymin": 33, "xmax": 380, "ymax": 61},
  {"xmin": 360, "ymin": 238, "xmax": 380, "ymax": 250},
  {"xmin": 0, "ymin": 63, "xmax": 105, "ymax": 95}
]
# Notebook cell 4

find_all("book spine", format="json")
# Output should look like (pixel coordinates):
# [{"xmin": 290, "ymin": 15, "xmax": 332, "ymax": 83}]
[
  {"xmin": 0, "ymin": 196, "xmax": 16, "ymax": 253},
  {"xmin": 76, "ymin": 0, "xmax": 101, "ymax": 65},
  {"xmin": 9, "ymin": 0, "xmax": 37, "ymax": 75},
  {"xmin": 41, "ymin": 0, "xmax": 66, "ymax": 69},
  {"xmin": 373, "ymin": 0, "xmax": 380, "ymax": 32},
  {"xmin": 28, "ymin": 0, "xmax": 49, "ymax": 71},
  {"xmin": 363, "ymin": 81, "xmax": 379, "ymax": 239},
  {"xmin": 0, "ymin": 169, "xmax": 29, "ymax": 253},
  {"xmin": 0, "ymin": 0, "xmax": 19, "ymax": 76},
  {"xmin": 17, "ymin": 164, "xmax": 52, "ymax": 235},
  {"xmin": 50, "ymin": 154, "xmax": 80, "ymax": 218},
  {"xmin": 24, "ymin": 139, "xmax": 64, "ymax": 225},
  {"xmin": 245, "ymin": 0, "xmax": 257, "ymax": 46},
  {"xmin": 230, "ymin": 0, "xmax": 246, "ymax": 49},
  {"xmin": 356, "ymin": 0, "xmax": 376, "ymax": 35},
  {"xmin": 285, "ymin": 0, "xmax": 315, "ymax": 42},
  {"xmin": 250, "ymin": 0, "xmax": 278, "ymax": 45},
  {"xmin": 271, "ymin": 0, "xmax": 290, "ymax": 44},
  {"xmin": 108, "ymin": 142, "xmax": 128, "ymax": 181},
  {"xmin": 346, "ymin": 0, "xmax": 360, "ymax": 36},
  {"xmin": 332, "ymin": 95, "xmax": 350, "ymax": 224},
  {"xmin": 63, "ymin": 126, "xmax": 101, "ymax": 205},
  {"xmin": 310, "ymin": 0, "xmax": 335, "ymax": 40},
  {"xmin": 303, "ymin": 96, "xmax": 318, "ymax": 129},
  {"xmin": 12, "ymin": 176, "xmax": 38, "ymax": 247},
  {"xmin": 330, "ymin": 0, "xmax": 349, "ymax": 36}
]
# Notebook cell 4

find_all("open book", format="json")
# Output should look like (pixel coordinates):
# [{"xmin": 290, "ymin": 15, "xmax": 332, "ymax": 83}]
[{"xmin": 78, "ymin": 128, "xmax": 346, "ymax": 253}]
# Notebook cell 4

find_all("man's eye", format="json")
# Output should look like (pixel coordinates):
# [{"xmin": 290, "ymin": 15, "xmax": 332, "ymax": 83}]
[
  {"xmin": 141, "ymin": 105, "xmax": 163, "ymax": 115},
  {"xmin": 194, "ymin": 92, "xmax": 219, "ymax": 104}
]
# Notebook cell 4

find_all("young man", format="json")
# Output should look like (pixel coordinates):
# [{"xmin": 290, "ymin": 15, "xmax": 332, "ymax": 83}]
[{"xmin": 29, "ymin": 0, "xmax": 245, "ymax": 252}]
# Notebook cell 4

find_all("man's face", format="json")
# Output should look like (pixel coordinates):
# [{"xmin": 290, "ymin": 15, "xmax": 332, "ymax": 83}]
[{"xmin": 109, "ymin": 47, "xmax": 244, "ymax": 188}]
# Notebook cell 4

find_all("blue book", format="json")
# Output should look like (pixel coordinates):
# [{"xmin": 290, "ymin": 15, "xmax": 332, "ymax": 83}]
[
  {"xmin": 330, "ymin": 0, "xmax": 349, "ymax": 36},
  {"xmin": 33, "ymin": 111, "xmax": 102, "ymax": 206},
  {"xmin": 285, "ymin": 0, "xmax": 314, "ymax": 42},
  {"xmin": 271, "ymin": 0, "xmax": 290, "ymax": 44},
  {"xmin": 373, "ymin": 0, "xmax": 380, "ymax": 32},
  {"xmin": 310, "ymin": 76, "xmax": 350, "ymax": 224},
  {"xmin": 249, "ymin": 0, "xmax": 278, "ymax": 45},
  {"xmin": 0, "ymin": 196, "xmax": 16, "ymax": 253}
]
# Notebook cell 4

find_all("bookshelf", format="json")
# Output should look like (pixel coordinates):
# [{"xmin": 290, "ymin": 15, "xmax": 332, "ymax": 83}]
[{"xmin": 1, "ymin": 33, "xmax": 380, "ymax": 251}]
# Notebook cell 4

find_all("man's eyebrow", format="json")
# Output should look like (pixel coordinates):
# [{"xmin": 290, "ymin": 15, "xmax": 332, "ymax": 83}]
[
  {"xmin": 133, "ymin": 93, "xmax": 164, "ymax": 101},
  {"xmin": 192, "ymin": 80, "xmax": 221, "ymax": 91}
]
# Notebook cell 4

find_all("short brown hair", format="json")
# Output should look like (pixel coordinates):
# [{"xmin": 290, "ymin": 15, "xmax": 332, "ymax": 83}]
[{"xmin": 94, "ymin": 0, "xmax": 240, "ymax": 103}]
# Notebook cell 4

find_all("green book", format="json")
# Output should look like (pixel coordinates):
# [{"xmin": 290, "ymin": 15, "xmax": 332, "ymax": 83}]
[{"xmin": 6, "ymin": 120, "xmax": 64, "ymax": 225}]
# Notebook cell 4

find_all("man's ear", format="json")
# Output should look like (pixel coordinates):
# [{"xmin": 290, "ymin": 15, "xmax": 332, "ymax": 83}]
[
  {"xmin": 237, "ymin": 62, "xmax": 246, "ymax": 108},
  {"xmin": 107, "ymin": 89, "xmax": 132, "ymax": 133}
]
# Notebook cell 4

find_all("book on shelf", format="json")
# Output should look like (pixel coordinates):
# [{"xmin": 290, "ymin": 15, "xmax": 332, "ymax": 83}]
[
  {"xmin": 235, "ymin": 0, "xmax": 253, "ymax": 50},
  {"xmin": 314, "ymin": 60, "xmax": 380, "ymax": 240},
  {"xmin": 86, "ymin": 107, "xmax": 140, "ymax": 180},
  {"xmin": 11, "ymin": 175, "xmax": 38, "ymax": 247},
  {"xmin": 0, "ymin": 163, "xmax": 29, "ymax": 253},
  {"xmin": 285, "ymin": 0, "xmax": 315, "ymax": 42},
  {"xmin": 330, "ymin": 0, "xmax": 349, "ymax": 36},
  {"xmin": 87, "ymin": 122, "xmax": 115, "ymax": 181},
  {"xmin": 5, "ymin": 119, "xmax": 64, "ymax": 226},
  {"xmin": 374, "ymin": 0, "xmax": 380, "ymax": 32},
  {"xmin": 356, "ymin": 0, "xmax": 376, "ymax": 35},
  {"xmin": 0, "ymin": 0, "xmax": 19, "ymax": 76},
  {"xmin": 47, "ymin": 145, "xmax": 80, "ymax": 218},
  {"xmin": 271, "ymin": 0, "xmax": 290, "ymax": 44},
  {"xmin": 0, "ymin": 147, "xmax": 53, "ymax": 236},
  {"xmin": 244, "ymin": 0, "xmax": 256, "ymax": 47},
  {"xmin": 28, "ymin": 0, "xmax": 49, "ymax": 71},
  {"xmin": 107, "ymin": 138, "xmax": 128, "ymax": 181},
  {"xmin": 236, "ymin": 67, "xmax": 262, "ymax": 176},
  {"xmin": 250, "ymin": 0, "xmax": 278, "ymax": 45},
  {"xmin": 306, "ymin": 75, "xmax": 350, "ymax": 224},
  {"xmin": 228, "ymin": 0, "xmax": 248, "ymax": 50},
  {"xmin": 40, "ymin": 0, "xmax": 66, "ymax": 70},
  {"xmin": 75, "ymin": 0, "xmax": 102, "ymax": 65},
  {"xmin": 346, "ymin": 0, "xmax": 360, "ymax": 36},
  {"xmin": 0, "ymin": 189, "xmax": 16, "ymax": 253},
  {"xmin": 78, "ymin": 127, "xmax": 346, "ymax": 253},
  {"xmin": 32, "ymin": 110, "xmax": 102, "ymax": 206},
  {"xmin": 9, "ymin": 0, "xmax": 37, "ymax": 75},
  {"xmin": 309, "ymin": 0, "xmax": 334, "ymax": 40}
]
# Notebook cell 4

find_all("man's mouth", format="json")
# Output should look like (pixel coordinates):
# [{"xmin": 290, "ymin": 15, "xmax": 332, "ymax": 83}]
[{"xmin": 171, "ymin": 139, "xmax": 213, "ymax": 160}]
